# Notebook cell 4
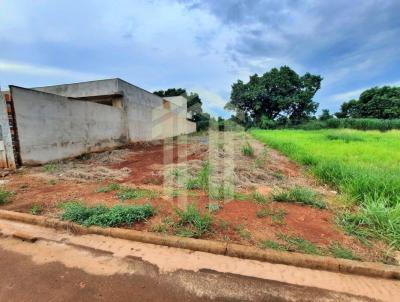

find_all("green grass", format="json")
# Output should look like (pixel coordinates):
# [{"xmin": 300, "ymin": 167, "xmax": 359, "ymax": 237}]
[
  {"xmin": 175, "ymin": 204, "xmax": 213, "ymax": 238},
  {"xmin": 256, "ymin": 208, "xmax": 287, "ymax": 224},
  {"xmin": 0, "ymin": 188, "xmax": 12, "ymax": 205},
  {"xmin": 241, "ymin": 142, "xmax": 254, "ymax": 157},
  {"xmin": 29, "ymin": 204, "xmax": 43, "ymax": 215},
  {"xmin": 96, "ymin": 183, "xmax": 121, "ymax": 193},
  {"xmin": 252, "ymin": 192, "xmax": 269, "ymax": 204},
  {"xmin": 117, "ymin": 187, "xmax": 157, "ymax": 201},
  {"xmin": 234, "ymin": 225, "xmax": 252, "ymax": 240},
  {"xmin": 259, "ymin": 239, "xmax": 288, "ymax": 251},
  {"xmin": 329, "ymin": 243, "xmax": 360, "ymax": 260},
  {"xmin": 251, "ymin": 129, "xmax": 400, "ymax": 248},
  {"xmin": 43, "ymin": 162, "xmax": 58, "ymax": 173},
  {"xmin": 278, "ymin": 233, "xmax": 322, "ymax": 255},
  {"xmin": 60, "ymin": 201, "xmax": 154, "ymax": 227},
  {"xmin": 185, "ymin": 161, "xmax": 211, "ymax": 190},
  {"xmin": 272, "ymin": 186, "xmax": 326, "ymax": 209}
]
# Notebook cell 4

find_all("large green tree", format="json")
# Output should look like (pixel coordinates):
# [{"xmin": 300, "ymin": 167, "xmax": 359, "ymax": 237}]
[
  {"xmin": 225, "ymin": 66, "xmax": 322, "ymax": 125},
  {"xmin": 153, "ymin": 88, "xmax": 210, "ymax": 130},
  {"xmin": 335, "ymin": 86, "xmax": 400, "ymax": 119}
]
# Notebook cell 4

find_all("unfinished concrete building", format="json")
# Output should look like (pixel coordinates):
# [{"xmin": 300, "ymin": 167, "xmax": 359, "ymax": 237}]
[{"xmin": 0, "ymin": 79, "xmax": 196, "ymax": 168}]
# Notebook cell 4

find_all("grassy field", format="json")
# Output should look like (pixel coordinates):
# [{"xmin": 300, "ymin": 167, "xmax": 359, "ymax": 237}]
[{"xmin": 251, "ymin": 129, "xmax": 400, "ymax": 249}]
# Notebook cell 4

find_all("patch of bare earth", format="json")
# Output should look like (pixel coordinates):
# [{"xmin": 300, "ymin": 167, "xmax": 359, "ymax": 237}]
[{"xmin": 0, "ymin": 132, "xmax": 391, "ymax": 263}]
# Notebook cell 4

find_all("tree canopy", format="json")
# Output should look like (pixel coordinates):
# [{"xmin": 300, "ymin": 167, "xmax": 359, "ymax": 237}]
[
  {"xmin": 335, "ymin": 86, "xmax": 400, "ymax": 119},
  {"xmin": 225, "ymin": 66, "xmax": 322, "ymax": 125}
]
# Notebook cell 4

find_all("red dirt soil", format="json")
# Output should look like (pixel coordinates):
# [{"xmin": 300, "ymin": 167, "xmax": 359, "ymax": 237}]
[{"xmin": 0, "ymin": 138, "xmax": 387, "ymax": 262}]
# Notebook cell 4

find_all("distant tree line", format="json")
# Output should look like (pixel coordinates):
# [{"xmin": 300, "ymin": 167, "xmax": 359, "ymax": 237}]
[{"xmin": 155, "ymin": 67, "xmax": 400, "ymax": 133}]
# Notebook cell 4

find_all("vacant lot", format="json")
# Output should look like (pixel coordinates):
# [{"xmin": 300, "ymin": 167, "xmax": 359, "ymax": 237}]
[
  {"xmin": 251, "ymin": 129, "xmax": 400, "ymax": 251},
  {"xmin": 0, "ymin": 131, "xmax": 396, "ymax": 263}
]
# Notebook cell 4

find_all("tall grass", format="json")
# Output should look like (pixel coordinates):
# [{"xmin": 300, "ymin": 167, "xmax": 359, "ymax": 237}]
[{"xmin": 251, "ymin": 129, "xmax": 400, "ymax": 248}]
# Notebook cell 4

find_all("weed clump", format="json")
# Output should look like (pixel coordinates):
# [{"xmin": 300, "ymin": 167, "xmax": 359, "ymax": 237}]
[
  {"xmin": 60, "ymin": 201, "xmax": 154, "ymax": 227},
  {"xmin": 273, "ymin": 186, "xmax": 326, "ymax": 209},
  {"xmin": 0, "ymin": 188, "xmax": 12, "ymax": 205},
  {"xmin": 117, "ymin": 187, "xmax": 157, "ymax": 201},
  {"xmin": 30, "ymin": 204, "xmax": 43, "ymax": 215},
  {"xmin": 96, "ymin": 183, "xmax": 121, "ymax": 193},
  {"xmin": 259, "ymin": 239, "xmax": 288, "ymax": 251},
  {"xmin": 175, "ymin": 204, "xmax": 212, "ymax": 238},
  {"xmin": 241, "ymin": 142, "xmax": 254, "ymax": 157},
  {"xmin": 278, "ymin": 233, "xmax": 322, "ymax": 255},
  {"xmin": 329, "ymin": 243, "xmax": 360, "ymax": 260}
]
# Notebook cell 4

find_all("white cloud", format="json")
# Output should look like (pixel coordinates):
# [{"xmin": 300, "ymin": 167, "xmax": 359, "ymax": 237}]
[{"xmin": 0, "ymin": 60, "xmax": 102, "ymax": 81}]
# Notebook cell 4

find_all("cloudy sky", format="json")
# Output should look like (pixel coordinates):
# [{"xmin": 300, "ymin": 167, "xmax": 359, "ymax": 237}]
[{"xmin": 1, "ymin": 0, "xmax": 399, "ymax": 117}]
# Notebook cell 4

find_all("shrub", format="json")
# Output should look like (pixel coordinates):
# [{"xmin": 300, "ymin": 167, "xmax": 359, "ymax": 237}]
[
  {"xmin": 273, "ymin": 186, "xmax": 326, "ymax": 209},
  {"xmin": 175, "ymin": 204, "xmax": 212, "ymax": 238},
  {"xmin": 61, "ymin": 201, "xmax": 154, "ymax": 227},
  {"xmin": 241, "ymin": 142, "xmax": 254, "ymax": 157}
]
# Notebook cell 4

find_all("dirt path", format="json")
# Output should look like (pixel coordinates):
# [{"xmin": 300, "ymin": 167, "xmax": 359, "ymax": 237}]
[{"xmin": 1, "ymin": 219, "xmax": 398, "ymax": 301}]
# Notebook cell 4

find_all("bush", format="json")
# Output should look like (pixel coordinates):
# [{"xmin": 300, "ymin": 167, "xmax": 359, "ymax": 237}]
[{"xmin": 61, "ymin": 201, "xmax": 155, "ymax": 227}]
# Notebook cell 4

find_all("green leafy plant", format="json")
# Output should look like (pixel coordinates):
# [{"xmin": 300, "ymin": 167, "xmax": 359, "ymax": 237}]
[
  {"xmin": 175, "ymin": 204, "xmax": 212, "ymax": 238},
  {"xmin": 0, "ymin": 188, "xmax": 12, "ymax": 205},
  {"xmin": 61, "ymin": 201, "xmax": 154, "ymax": 227},
  {"xmin": 273, "ymin": 186, "xmax": 326, "ymax": 209}
]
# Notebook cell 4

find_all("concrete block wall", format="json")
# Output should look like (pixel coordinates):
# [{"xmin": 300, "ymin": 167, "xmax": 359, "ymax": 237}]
[{"xmin": 10, "ymin": 86, "xmax": 127, "ymax": 165}]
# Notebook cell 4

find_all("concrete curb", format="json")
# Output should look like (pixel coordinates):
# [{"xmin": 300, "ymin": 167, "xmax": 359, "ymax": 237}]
[{"xmin": 0, "ymin": 209, "xmax": 399, "ymax": 280}]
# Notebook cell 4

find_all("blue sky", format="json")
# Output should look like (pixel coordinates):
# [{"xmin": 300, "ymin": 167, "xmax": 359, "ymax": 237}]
[{"xmin": 1, "ymin": 0, "xmax": 399, "ymax": 117}]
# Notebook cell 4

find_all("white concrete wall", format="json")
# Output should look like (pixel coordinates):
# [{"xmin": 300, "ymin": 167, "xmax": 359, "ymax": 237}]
[
  {"xmin": 117, "ymin": 79, "xmax": 195, "ymax": 141},
  {"xmin": 10, "ymin": 86, "xmax": 127, "ymax": 165},
  {"xmin": 33, "ymin": 79, "xmax": 120, "ymax": 98}
]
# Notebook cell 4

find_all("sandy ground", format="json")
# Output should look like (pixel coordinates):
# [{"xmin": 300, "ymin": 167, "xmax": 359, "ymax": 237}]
[
  {"xmin": 0, "ymin": 131, "xmax": 392, "ymax": 262},
  {"xmin": 1, "ymin": 218, "xmax": 398, "ymax": 302}
]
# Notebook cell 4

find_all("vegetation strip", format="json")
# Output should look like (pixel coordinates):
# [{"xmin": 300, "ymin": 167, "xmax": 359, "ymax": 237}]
[
  {"xmin": 251, "ymin": 129, "xmax": 400, "ymax": 248},
  {"xmin": 0, "ymin": 209, "xmax": 398, "ymax": 280}
]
